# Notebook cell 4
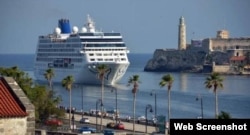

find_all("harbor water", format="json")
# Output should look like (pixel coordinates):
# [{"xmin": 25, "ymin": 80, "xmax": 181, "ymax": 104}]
[{"xmin": 0, "ymin": 54, "xmax": 250, "ymax": 119}]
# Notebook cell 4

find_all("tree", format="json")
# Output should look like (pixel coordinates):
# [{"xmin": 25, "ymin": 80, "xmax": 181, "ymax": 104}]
[
  {"xmin": 44, "ymin": 68, "xmax": 55, "ymax": 90},
  {"xmin": 30, "ymin": 85, "xmax": 63, "ymax": 122},
  {"xmin": 159, "ymin": 74, "xmax": 174, "ymax": 127},
  {"xmin": 0, "ymin": 66, "xmax": 25, "ymax": 81},
  {"xmin": 127, "ymin": 74, "xmax": 140, "ymax": 134},
  {"xmin": 218, "ymin": 111, "xmax": 231, "ymax": 119},
  {"xmin": 0, "ymin": 66, "xmax": 32, "ymax": 94},
  {"xmin": 44, "ymin": 68, "xmax": 56, "ymax": 115},
  {"xmin": 0, "ymin": 67, "xmax": 64, "ymax": 123},
  {"xmin": 62, "ymin": 75, "xmax": 74, "ymax": 130},
  {"xmin": 204, "ymin": 72, "xmax": 224, "ymax": 118},
  {"xmin": 96, "ymin": 64, "xmax": 109, "ymax": 131},
  {"xmin": 246, "ymin": 52, "xmax": 250, "ymax": 64}
]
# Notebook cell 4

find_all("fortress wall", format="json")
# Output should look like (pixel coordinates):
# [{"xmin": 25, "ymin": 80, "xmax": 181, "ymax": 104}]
[
  {"xmin": 210, "ymin": 38, "xmax": 250, "ymax": 52},
  {"xmin": 201, "ymin": 39, "xmax": 211, "ymax": 53},
  {"xmin": 212, "ymin": 64, "xmax": 231, "ymax": 73}
]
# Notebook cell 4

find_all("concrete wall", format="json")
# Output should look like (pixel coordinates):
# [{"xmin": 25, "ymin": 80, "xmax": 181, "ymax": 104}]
[
  {"xmin": 212, "ymin": 62, "xmax": 231, "ymax": 73},
  {"xmin": 0, "ymin": 117, "xmax": 27, "ymax": 135},
  {"xmin": 213, "ymin": 65, "xmax": 231, "ymax": 73}
]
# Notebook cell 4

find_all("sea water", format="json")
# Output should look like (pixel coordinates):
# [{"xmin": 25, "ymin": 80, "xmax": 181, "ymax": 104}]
[{"xmin": 0, "ymin": 54, "xmax": 250, "ymax": 119}]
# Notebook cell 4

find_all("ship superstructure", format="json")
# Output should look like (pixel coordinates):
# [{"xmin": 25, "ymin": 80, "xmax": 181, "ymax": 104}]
[{"xmin": 34, "ymin": 15, "xmax": 130, "ymax": 85}]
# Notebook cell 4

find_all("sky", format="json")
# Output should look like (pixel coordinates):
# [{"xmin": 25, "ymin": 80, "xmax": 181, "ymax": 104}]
[{"xmin": 0, "ymin": 0, "xmax": 250, "ymax": 54}]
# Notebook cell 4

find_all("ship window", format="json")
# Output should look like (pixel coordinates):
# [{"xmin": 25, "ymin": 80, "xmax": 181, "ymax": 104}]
[
  {"xmin": 104, "ymin": 54, "xmax": 112, "ymax": 56},
  {"xmin": 81, "ymin": 39, "xmax": 123, "ymax": 43},
  {"xmin": 84, "ymin": 43, "xmax": 125, "ymax": 47},
  {"xmin": 90, "ymin": 59, "xmax": 95, "ymax": 61},
  {"xmin": 97, "ymin": 58, "xmax": 103, "ymax": 61},
  {"xmin": 96, "ymin": 53, "xmax": 102, "ymax": 56},
  {"xmin": 89, "ymin": 53, "xmax": 94, "ymax": 56},
  {"xmin": 104, "ymin": 59, "xmax": 113, "ymax": 61},
  {"xmin": 120, "ymin": 53, "xmax": 125, "ymax": 56},
  {"xmin": 121, "ymin": 58, "xmax": 126, "ymax": 61},
  {"xmin": 72, "ymin": 44, "xmax": 81, "ymax": 47}
]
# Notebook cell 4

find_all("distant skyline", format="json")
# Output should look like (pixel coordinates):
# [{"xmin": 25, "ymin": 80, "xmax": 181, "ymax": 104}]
[{"xmin": 0, "ymin": 0, "xmax": 250, "ymax": 54}]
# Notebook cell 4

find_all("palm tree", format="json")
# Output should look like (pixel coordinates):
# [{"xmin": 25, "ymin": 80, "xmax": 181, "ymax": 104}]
[
  {"xmin": 159, "ymin": 74, "xmax": 174, "ymax": 127},
  {"xmin": 218, "ymin": 111, "xmax": 231, "ymax": 119},
  {"xmin": 44, "ymin": 68, "xmax": 55, "ymax": 116},
  {"xmin": 127, "ymin": 74, "xmax": 140, "ymax": 134},
  {"xmin": 44, "ymin": 68, "xmax": 55, "ymax": 90},
  {"xmin": 204, "ymin": 72, "xmax": 223, "ymax": 118},
  {"xmin": 96, "ymin": 64, "xmax": 109, "ymax": 131},
  {"xmin": 62, "ymin": 75, "xmax": 74, "ymax": 130}
]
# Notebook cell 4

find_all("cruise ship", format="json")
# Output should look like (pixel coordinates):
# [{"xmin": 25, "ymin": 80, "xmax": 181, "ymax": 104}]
[{"xmin": 34, "ymin": 15, "xmax": 130, "ymax": 85}]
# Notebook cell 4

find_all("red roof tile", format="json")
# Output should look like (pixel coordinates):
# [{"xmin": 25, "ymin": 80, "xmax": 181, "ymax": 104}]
[
  {"xmin": 0, "ymin": 78, "xmax": 27, "ymax": 118},
  {"xmin": 230, "ymin": 56, "xmax": 246, "ymax": 61}
]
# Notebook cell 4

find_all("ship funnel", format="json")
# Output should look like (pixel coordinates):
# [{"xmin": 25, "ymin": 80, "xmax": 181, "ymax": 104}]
[{"xmin": 58, "ymin": 19, "xmax": 71, "ymax": 34}]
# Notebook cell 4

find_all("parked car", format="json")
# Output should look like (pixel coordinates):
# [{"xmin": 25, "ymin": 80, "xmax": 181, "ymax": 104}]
[
  {"xmin": 115, "ymin": 123, "xmax": 125, "ymax": 130},
  {"xmin": 137, "ymin": 115, "xmax": 146, "ymax": 121},
  {"xmin": 103, "ymin": 129, "xmax": 115, "ymax": 135},
  {"xmin": 78, "ymin": 126, "xmax": 96, "ymax": 133},
  {"xmin": 147, "ymin": 117, "xmax": 158, "ymax": 126},
  {"xmin": 89, "ymin": 109, "xmax": 101, "ymax": 116},
  {"xmin": 80, "ymin": 117, "xmax": 90, "ymax": 124},
  {"xmin": 45, "ymin": 118, "xmax": 63, "ymax": 126},
  {"xmin": 106, "ymin": 122, "xmax": 116, "ymax": 128},
  {"xmin": 137, "ymin": 115, "xmax": 146, "ymax": 123},
  {"xmin": 106, "ymin": 122, "xmax": 125, "ymax": 130}
]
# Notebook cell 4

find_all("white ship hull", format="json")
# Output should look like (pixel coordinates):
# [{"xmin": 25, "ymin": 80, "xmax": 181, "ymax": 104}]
[
  {"xmin": 34, "ymin": 15, "xmax": 130, "ymax": 85},
  {"xmin": 34, "ymin": 62, "xmax": 129, "ymax": 85}
]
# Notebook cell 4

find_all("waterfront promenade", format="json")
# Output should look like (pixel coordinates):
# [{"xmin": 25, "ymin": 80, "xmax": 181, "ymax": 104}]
[{"xmin": 66, "ymin": 113, "xmax": 159, "ymax": 134}]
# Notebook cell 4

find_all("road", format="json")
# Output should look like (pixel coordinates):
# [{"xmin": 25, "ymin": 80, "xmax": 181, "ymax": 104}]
[{"xmin": 66, "ymin": 113, "xmax": 158, "ymax": 134}]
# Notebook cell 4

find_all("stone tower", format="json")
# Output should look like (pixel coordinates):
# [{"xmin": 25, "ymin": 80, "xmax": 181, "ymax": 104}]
[
  {"xmin": 216, "ymin": 30, "xmax": 229, "ymax": 39},
  {"xmin": 178, "ymin": 16, "xmax": 187, "ymax": 50}
]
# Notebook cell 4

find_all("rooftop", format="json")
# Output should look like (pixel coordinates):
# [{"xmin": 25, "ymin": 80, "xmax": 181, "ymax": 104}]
[
  {"xmin": 230, "ymin": 56, "xmax": 246, "ymax": 61},
  {"xmin": 0, "ymin": 77, "xmax": 27, "ymax": 118}
]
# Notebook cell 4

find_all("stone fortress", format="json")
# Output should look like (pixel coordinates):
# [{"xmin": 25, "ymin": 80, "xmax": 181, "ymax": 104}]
[{"xmin": 144, "ymin": 16, "xmax": 250, "ymax": 74}]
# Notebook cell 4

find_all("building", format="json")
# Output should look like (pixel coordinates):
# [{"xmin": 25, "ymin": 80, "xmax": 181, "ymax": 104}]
[
  {"xmin": 230, "ymin": 56, "xmax": 246, "ymax": 66},
  {"xmin": 216, "ymin": 30, "xmax": 230, "ymax": 39},
  {"xmin": 0, "ymin": 77, "xmax": 35, "ymax": 135},
  {"xmin": 201, "ymin": 30, "xmax": 250, "ymax": 55},
  {"xmin": 178, "ymin": 16, "xmax": 187, "ymax": 50}
]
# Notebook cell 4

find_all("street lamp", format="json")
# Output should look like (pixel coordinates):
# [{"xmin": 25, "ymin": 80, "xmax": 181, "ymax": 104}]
[
  {"xmin": 111, "ymin": 87, "xmax": 118, "ymax": 124},
  {"xmin": 96, "ymin": 99, "xmax": 102, "ymax": 131},
  {"xmin": 72, "ymin": 109, "xmax": 75, "ymax": 131},
  {"xmin": 196, "ymin": 95, "xmax": 203, "ymax": 119},
  {"xmin": 150, "ymin": 89, "xmax": 157, "ymax": 119},
  {"xmin": 145, "ymin": 104, "xmax": 153, "ymax": 133},
  {"xmin": 82, "ymin": 86, "xmax": 84, "ymax": 119}
]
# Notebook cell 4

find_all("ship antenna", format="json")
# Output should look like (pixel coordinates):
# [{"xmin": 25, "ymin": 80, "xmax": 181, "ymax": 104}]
[
  {"xmin": 87, "ymin": 14, "xmax": 91, "ymax": 23},
  {"xmin": 86, "ymin": 14, "xmax": 95, "ymax": 32}
]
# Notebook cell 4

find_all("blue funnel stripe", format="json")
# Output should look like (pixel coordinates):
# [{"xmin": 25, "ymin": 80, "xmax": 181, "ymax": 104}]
[{"xmin": 58, "ymin": 19, "xmax": 71, "ymax": 33}]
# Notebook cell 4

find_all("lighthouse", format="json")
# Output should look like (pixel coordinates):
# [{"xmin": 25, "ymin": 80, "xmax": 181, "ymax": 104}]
[{"xmin": 178, "ymin": 16, "xmax": 187, "ymax": 50}]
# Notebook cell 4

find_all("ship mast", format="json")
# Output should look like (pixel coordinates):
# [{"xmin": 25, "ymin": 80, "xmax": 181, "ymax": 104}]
[{"xmin": 85, "ymin": 14, "xmax": 96, "ymax": 33}]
